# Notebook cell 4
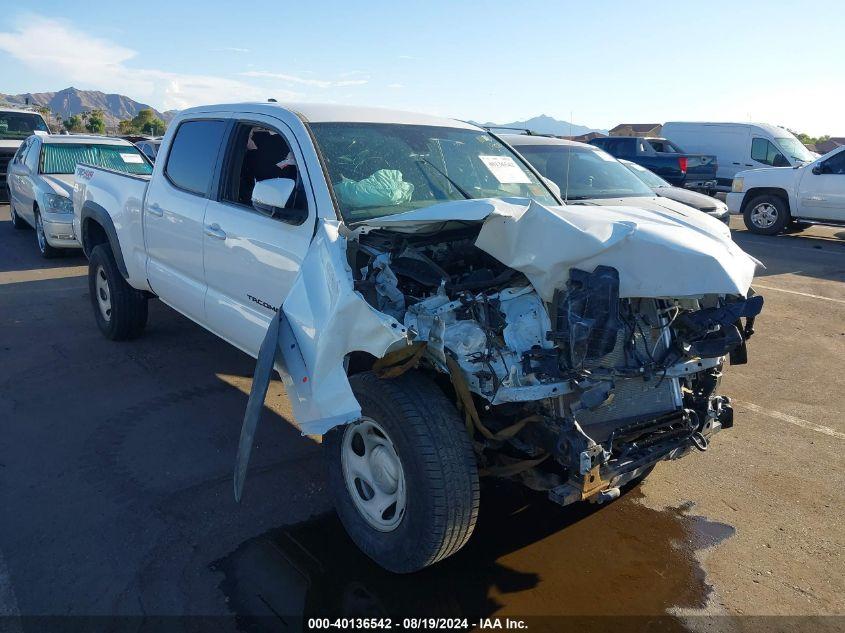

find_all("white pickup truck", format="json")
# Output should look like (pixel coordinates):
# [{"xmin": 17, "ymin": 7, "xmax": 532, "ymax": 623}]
[
  {"xmin": 73, "ymin": 102, "xmax": 763, "ymax": 573},
  {"xmin": 727, "ymin": 145, "xmax": 845, "ymax": 234}
]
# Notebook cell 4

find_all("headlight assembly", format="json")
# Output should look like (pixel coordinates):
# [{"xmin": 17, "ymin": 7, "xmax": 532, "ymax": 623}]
[
  {"xmin": 43, "ymin": 193, "xmax": 73, "ymax": 214},
  {"xmin": 731, "ymin": 177, "xmax": 744, "ymax": 193}
]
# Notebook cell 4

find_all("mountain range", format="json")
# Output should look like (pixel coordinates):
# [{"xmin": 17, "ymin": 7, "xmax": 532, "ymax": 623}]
[
  {"xmin": 0, "ymin": 88, "xmax": 605, "ymax": 138},
  {"xmin": 475, "ymin": 114, "xmax": 607, "ymax": 137},
  {"xmin": 0, "ymin": 87, "xmax": 177, "ymax": 128}
]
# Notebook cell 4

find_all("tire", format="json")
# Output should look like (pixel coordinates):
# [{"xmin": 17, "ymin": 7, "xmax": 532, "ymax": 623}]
[
  {"xmin": 743, "ymin": 194, "xmax": 790, "ymax": 235},
  {"xmin": 34, "ymin": 210, "xmax": 61, "ymax": 258},
  {"xmin": 88, "ymin": 244, "xmax": 149, "ymax": 340},
  {"xmin": 8, "ymin": 197, "xmax": 28, "ymax": 230},
  {"xmin": 325, "ymin": 371, "xmax": 479, "ymax": 573},
  {"xmin": 786, "ymin": 220, "xmax": 811, "ymax": 234}
]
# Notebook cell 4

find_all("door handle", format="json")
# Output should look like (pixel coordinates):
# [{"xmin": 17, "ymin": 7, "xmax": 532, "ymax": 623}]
[
  {"xmin": 147, "ymin": 202, "xmax": 164, "ymax": 217},
  {"xmin": 204, "ymin": 223, "xmax": 227, "ymax": 240},
  {"xmin": 732, "ymin": 162, "xmax": 740, "ymax": 165}
]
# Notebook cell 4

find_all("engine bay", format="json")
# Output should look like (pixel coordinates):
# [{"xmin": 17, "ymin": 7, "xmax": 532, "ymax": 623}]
[{"xmin": 352, "ymin": 225, "xmax": 764, "ymax": 504}]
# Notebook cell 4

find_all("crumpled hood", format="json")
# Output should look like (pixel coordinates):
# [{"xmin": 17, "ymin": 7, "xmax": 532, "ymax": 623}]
[
  {"xmin": 359, "ymin": 198, "xmax": 759, "ymax": 300},
  {"xmin": 40, "ymin": 174, "xmax": 74, "ymax": 197}
]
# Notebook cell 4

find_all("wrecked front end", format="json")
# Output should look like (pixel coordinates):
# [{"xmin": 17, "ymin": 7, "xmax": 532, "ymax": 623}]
[
  {"xmin": 271, "ymin": 198, "xmax": 762, "ymax": 507},
  {"xmin": 349, "ymin": 208, "xmax": 760, "ymax": 506}
]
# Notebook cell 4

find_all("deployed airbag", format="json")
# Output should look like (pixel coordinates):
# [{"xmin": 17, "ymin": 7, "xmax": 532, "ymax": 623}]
[{"xmin": 334, "ymin": 169, "xmax": 414, "ymax": 210}]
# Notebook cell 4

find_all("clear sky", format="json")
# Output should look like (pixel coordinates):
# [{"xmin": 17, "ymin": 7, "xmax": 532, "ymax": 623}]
[{"xmin": 0, "ymin": 1, "xmax": 842, "ymax": 136}]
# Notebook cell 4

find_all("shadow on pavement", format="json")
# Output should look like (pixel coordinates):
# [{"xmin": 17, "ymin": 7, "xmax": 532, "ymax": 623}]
[{"xmin": 214, "ymin": 480, "xmax": 734, "ymax": 632}]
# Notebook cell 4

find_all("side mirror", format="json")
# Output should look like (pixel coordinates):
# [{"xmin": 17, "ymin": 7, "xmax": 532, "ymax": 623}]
[
  {"xmin": 811, "ymin": 164, "xmax": 828, "ymax": 175},
  {"xmin": 773, "ymin": 154, "xmax": 790, "ymax": 167},
  {"xmin": 251, "ymin": 178, "xmax": 306, "ymax": 224}
]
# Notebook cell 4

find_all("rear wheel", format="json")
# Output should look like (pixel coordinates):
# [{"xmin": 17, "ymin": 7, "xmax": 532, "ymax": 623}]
[
  {"xmin": 88, "ymin": 244, "xmax": 148, "ymax": 340},
  {"xmin": 325, "ymin": 371, "xmax": 479, "ymax": 573},
  {"xmin": 743, "ymin": 194, "xmax": 790, "ymax": 235},
  {"xmin": 35, "ymin": 210, "xmax": 61, "ymax": 258}
]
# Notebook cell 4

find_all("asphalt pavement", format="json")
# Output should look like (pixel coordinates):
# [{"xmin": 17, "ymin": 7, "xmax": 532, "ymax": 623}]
[{"xmin": 0, "ymin": 205, "xmax": 842, "ymax": 631}]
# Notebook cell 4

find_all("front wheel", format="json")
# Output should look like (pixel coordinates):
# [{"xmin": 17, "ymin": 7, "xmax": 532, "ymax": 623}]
[
  {"xmin": 324, "ymin": 371, "xmax": 479, "ymax": 573},
  {"xmin": 743, "ymin": 195, "xmax": 790, "ymax": 235},
  {"xmin": 35, "ymin": 211, "xmax": 61, "ymax": 258},
  {"xmin": 8, "ymin": 199, "xmax": 28, "ymax": 230},
  {"xmin": 88, "ymin": 244, "xmax": 149, "ymax": 340}
]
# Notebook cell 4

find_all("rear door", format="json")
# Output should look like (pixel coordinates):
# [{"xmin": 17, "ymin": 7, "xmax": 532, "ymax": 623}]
[
  {"xmin": 202, "ymin": 114, "xmax": 316, "ymax": 357},
  {"xmin": 144, "ymin": 116, "xmax": 229, "ymax": 323},
  {"xmin": 797, "ymin": 149, "xmax": 845, "ymax": 221}
]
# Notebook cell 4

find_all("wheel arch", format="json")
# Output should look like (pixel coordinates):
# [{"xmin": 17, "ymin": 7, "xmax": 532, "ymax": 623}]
[
  {"xmin": 741, "ymin": 187, "xmax": 791, "ymax": 214},
  {"xmin": 80, "ymin": 202, "xmax": 129, "ymax": 280}
]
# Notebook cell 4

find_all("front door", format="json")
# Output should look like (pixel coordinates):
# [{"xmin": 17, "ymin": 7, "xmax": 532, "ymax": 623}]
[
  {"xmin": 7, "ymin": 138, "xmax": 32, "ymax": 216},
  {"xmin": 16, "ymin": 138, "xmax": 41, "ymax": 223},
  {"xmin": 203, "ymin": 116, "xmax": 316, "ymax": 357},
  {"xmin": 144, "ymin": 117, "xmax": 229, "ymax": 323},
  {"xmin": 797, "ymin": 149, "xmax": 845, "ymax": 221}
]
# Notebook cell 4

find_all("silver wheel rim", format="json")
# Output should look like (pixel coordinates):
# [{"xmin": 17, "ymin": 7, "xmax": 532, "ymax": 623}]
[
  {"xmin": 36, "ymin": 214, "xmax": 46, "ymax": 252},
  {"xmin": 95, "ymin": 265, "xmax": 112, "ymax": 322},
  {"xmin": 750, "ymin": 202, "xmax": 778, "ymax": 228},
  {"xmin": 341, "ymin": 417, "xmax": 406, "ymax": 532}
]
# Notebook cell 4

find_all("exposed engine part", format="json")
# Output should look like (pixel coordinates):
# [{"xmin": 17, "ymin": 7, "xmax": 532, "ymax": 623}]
[{"xmin": 352, "ymin": 227, "xmax": 762, "ymax": 506}]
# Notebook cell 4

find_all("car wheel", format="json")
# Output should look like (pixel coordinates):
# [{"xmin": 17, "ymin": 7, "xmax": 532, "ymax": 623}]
[
  {"xmin": 34, "ymin": 210, "xmax": 61, "ymax": 258},
  {"xmin": 8, "ymin": 199, "xmax": 28, "ymax": 230},
  {"xmin": 743, "ymin": 195, "xmax": 790, "ymax": 235},
  {"xmin": 324, "ymin": 371, "xmax": 479, "ymax": 573},
  {"xmin": 88, "ymin": 244, "xmax": 149, "ymax": 340}
]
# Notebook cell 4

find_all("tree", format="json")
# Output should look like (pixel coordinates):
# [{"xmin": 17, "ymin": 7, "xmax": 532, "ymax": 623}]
[
  {"xmin": 135, "ymin": 109, "xmax": 166, "ymax": 136},
  {"xmin": 118, "ymin": 119, "xmax": 136, "ymax": 135},
  {"xmin": 85, "ymin": 109, "xmax": 106, "ymax": 134},
  {"xmin": 792, "ymin": 130, "xmax": 831, "ymax": 147},
  {"xmin": 63, "ymin": 114, "xmax": 85, "ymax": 133},
  {"xmin": 116, "ymin": 108, "xmax": 166, "ymax": 136}
]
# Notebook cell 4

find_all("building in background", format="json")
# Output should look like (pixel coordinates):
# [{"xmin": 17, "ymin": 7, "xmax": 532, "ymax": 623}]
[{"xmin": 609, "ymin": 123, "xmax": 662, "ymax": 137}]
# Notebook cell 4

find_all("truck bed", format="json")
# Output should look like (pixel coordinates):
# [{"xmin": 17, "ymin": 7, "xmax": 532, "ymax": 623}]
[{"xmin": 73, "ymin": 163, "xmax": 152, "ymax": 289}]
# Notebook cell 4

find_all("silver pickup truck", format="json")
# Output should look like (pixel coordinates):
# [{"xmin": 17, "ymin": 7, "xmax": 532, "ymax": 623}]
[{"xmin": 73, "ymin": 102, "xmax": 763, "ymax": 573}]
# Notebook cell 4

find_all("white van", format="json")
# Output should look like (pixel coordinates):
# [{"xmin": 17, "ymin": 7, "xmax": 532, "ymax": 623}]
[{"xmin": 661, "ymin": 122, "xmax": 815, "ymax": 192}]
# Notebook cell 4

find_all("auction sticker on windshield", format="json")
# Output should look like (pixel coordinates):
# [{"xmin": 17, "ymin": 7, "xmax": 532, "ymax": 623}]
[
  {"xmin": 478, "ymin": 155, "xmax": 531, "ymax": 183},
  {"xmin": 120, "ymin": 153, "xmax": 144, "ymax": 164}
]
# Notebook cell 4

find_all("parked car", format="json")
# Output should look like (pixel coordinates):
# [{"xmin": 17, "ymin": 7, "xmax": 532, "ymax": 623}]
[
  {"xmin": 1, "ymin": 108, "xmax": 50, "ymax": 202},
  {"xmin": 727, "ymin": 145, "xmax": 845, "ymax": 234},
  {"xmin": 135, "ymin": 138, "xmax": 161, "ymax": 162},
  {"xmin": 661, "ymin": 122, "xmax": 815, "ymax": 192},
  {"xmin": 589, "ymin": 136, "xmax": 717, "ymax": 193},
  {"xmin": 502, "ymin": 134, "xmax": 730, "ymax": 225},
  {"xmin": 7, "ymin": 134, "xmax": 152, "ymax": 257},
  {"xmin": 73, "ymin": 102, "xmax": 761, "ymax": 573},
  {"xmin": 619, "ymin": 159, "xmax": 729, "ymax": 223}
]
